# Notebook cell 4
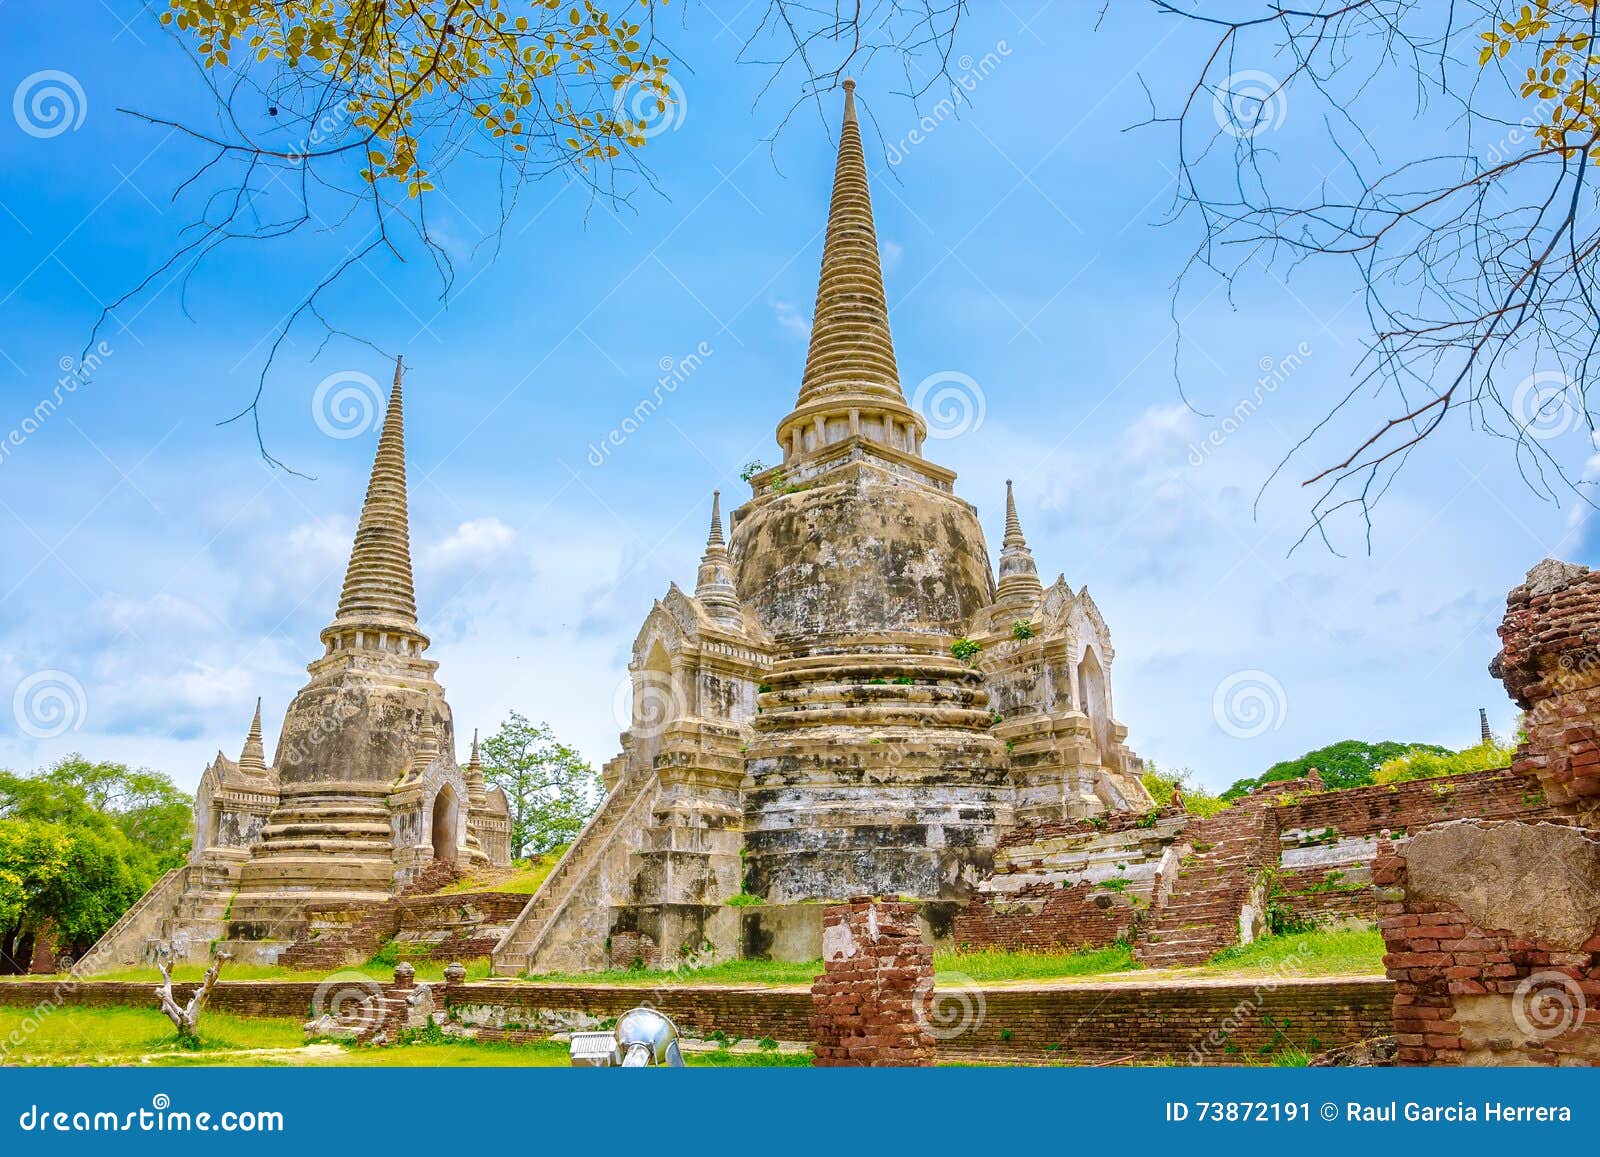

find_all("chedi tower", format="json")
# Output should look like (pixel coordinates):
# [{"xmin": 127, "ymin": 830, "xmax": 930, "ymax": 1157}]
[
  {"xmin": 80, "ymin": 361, "xmax": 511, "ymax": 970},
  {"xmin": 490, "ymin": 84, "xmax": 1147, "ymax": 975}
]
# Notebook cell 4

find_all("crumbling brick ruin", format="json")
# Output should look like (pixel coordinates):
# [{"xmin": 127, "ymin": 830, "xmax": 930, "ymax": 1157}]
[
  {"xmin": 1378, "ymin": 559, "xmax": 1600, "ymax": 1066},
  {"xmin": 951, "ymin": 766, "xmax": 1544, "ymax": 967},
  {"xmin": 810, "ymin": 899, "xmax": 937, "ymax": 1067}
]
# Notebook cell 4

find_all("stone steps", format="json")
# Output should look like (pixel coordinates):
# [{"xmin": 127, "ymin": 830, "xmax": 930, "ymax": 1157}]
[
  {"xmin": 490, "ymin": 772, "xmax": 654, "ymax": 974},
  {"xmin": 1133, "ymin": 806, "xmax": 1274, "ymax": 968}
]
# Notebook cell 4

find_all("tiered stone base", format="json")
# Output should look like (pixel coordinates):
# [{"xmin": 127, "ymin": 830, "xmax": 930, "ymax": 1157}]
[{"xmin": 742, "ymin": 646, "xmax": 1012, "ymax": 903}]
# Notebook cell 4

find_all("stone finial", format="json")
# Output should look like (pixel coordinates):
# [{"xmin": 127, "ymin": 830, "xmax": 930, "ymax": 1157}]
[
  {"xmin": 443, "ymin": 961, "xmax": 467, "ymax": 985},
  {"xmin": 1479, "ymin": 707, "xmax": 1492, "ymax": 745},
  {"xmin": 775, "ymin": 81, "xmax": 925, "ymax": 462},
  {"xmin": 695, "ymin": 490, "xmax": 743, "ymax": 628},
  {"xmin": 411, "ymin": 712, "xmax": 440, "ymax": 776},
  {"xmin": 321, "ymin": 355, "xmax": 428, "ymax": 655},
  {"xmin": 994, "ymin": 479, "xmax": 1043, "ymax": 613},
  {"xmin": 393, "ymin": 960, "xmax": 415, "ymax": 989},
  {"xmin": 237, "ymin": 697, "xmax": 269, "ymax": 776}
]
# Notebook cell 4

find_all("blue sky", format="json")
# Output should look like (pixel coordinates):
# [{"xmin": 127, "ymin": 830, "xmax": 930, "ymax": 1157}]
[{"xmin": 1, "ymin": 2, "xmax": 1592, "ymax": 795}]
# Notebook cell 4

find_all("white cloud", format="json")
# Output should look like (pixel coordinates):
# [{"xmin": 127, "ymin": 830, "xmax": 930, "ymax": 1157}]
[{"xmin": 771, "ymin": 300, "xmax": 811, "ymax": 340}]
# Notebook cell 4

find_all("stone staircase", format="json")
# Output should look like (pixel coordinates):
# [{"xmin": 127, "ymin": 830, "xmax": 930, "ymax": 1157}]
[
  {"xmin": 75, "ymin": 866, "xmax": 190, "ymax": 974},
  {"xmin": 277, "ymin": 860, "xmax": 464, "ymax": 971},
  {"xmin": 491, "ymin": 770, "xmax": 657, "ymax": 975},
  {"xmin": 1134, "ymin": 804, "xmax": 1275, "ymax": 968}
]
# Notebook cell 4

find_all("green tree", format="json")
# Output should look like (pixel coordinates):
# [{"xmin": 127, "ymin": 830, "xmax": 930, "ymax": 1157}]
[
  {"xmin": 1140, "ymin": 761, "xmax": 1229, "ymax": 818},
  {"xmin": 479, "ymin": 713, "xmax": 601, "ymax": 860},
  {"xmin": 1374, "ymin": 739, "xmax": 1517, "ymax": 785},
  {"xmin": 1222, "ymin": 739, "xmax": 1452, "ymax": 799},
  {"xmin": 0, "ymin": 758, "xmax": 191, "ymax": 972}
]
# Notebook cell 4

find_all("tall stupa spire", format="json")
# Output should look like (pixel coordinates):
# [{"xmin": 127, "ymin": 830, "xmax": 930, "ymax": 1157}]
[
  {"xmin": 995, "ymin": 479, "xmax": 1043, "ymax": 612},
  {"xmin": 695, "ymin": 490, "xmax": 743, "ymax": 627},
  {"xmin": 322, "ymin": 356, "xmax": 428, "ymax": 654},
  {"xmin": 775, "ymin": 81, "xmax": 925, "ymax": 465}
]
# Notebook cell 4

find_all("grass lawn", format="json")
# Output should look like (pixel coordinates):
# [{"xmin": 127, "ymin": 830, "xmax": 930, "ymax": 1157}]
[
  {"xmin": 8, "ymin": 929, "xmax": 1383, "ymax": 992},
  {"xmin": 0, "ymin": 1005, "xmax": 305, "ymax": 1063},
  {"xmin": 935, "ymin": 943, "xmax": 1137, "ymax": 982},
  {"xmin": 437, "ymin": 848, "xmax": 569, "ymax": 896},
  {"xmin": 57, "ymin": 958, "xmax": 498, "ymax": 985},
  {"xmin": 528, "ymin": 942, "xmax": 1142, "ymax": 987},
  {"xmin": 1203, "ymin": 927, "xmax": 1385, "ymax": 977},
  {"xmin": 0, "ymin": 1006, "xmax": 809, "ymax": 1067}
]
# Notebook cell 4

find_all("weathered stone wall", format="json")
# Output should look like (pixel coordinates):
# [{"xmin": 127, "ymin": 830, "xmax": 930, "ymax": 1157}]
[
  {"xmin": 1376, "ymin": 821, "xmax": 1600, "ymax": 1065},
  {"xmin": 811, "ymin": 899, "xmax": 937, "ymax": 1066}
]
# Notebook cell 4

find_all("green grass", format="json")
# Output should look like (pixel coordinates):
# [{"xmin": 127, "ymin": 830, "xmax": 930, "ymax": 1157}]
[
  {"xmin": 528, "ymin": 958, "xmax": 823, "ymax": 986},
  {"xmin": 62, "ymin": 956, "xmax": 499, "ymax": 985},
  {"xmin": 530, "ymin": 943, "xmax": 1141, "ymax": 987},
  {"xmin": 0, "ymin": 1005, "xmax": 809, "ymax": 1066},
  {"xmin": 0, "ymin": 1006, "xmax": 305, "ymax": 1062},
  {"xmin": 1204, "ymin": 927, "xmax": 1384, "ymax": 976},
  {"xmin": 934, "ymin": 942, "xmax": 1138, "ymax": 982},
  {"xmin": 438, "ymin": 848, "xmax": 569, "ymax": 896}
]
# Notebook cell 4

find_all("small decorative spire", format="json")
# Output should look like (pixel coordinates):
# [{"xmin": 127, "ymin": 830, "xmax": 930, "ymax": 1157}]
[
  {"xmin": 695, "ymin": 490, "xmax": 743, "ymax": 628},
  {"xmin": 237, "ymin": 697, "xmax": 268, "ymax": 776},
  {"xmin": 1479, "ymin": 707, "xmax": 1493, "ymax": 746},
  {"xmin": 995, "ymin": 480, "xmax": 1043, "ymax": 613},
  {"xmin": 463, "ymin": 727, "xmax": 486, "ymax": 794},
  {"xmin": 410, "ymin": 711, "xmax": 440, "ymax": 777},
  {"xmin": 707, "ymin": 489, "xmax": 726, "ymax": 549}
]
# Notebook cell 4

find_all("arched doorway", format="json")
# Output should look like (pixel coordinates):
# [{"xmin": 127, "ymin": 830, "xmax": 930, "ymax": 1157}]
[
  {"xmin": 431, "ymin": 784, "xmax": 461, "ymax": 863},
  {"xmin": 1077, "ymin": 646, "xmax": 1109, "ymax": 760}
]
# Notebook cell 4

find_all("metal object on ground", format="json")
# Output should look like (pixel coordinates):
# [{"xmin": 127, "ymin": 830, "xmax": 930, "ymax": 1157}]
[
  {"xmin": 569, "ymin": 1031, "xmax": 619, "ymax": 1067},
  {"xmin": 615, "ymin": 1007, "xmax": 685, "ymax": 1067},
  {"xmin": 569, "ymin": 1007, "xmax": 686, "ymax": 1067}
]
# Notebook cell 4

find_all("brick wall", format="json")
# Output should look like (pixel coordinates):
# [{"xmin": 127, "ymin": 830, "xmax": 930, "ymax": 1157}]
[
  {"xmin": 1376, "ymin": 821, "xmax": 1600, "ymax": 1065},
  {"xmin": 1273, "ymin": 767, "xmax": 1548, "ymax": 839},
  {"xmin": 1494, "ymin": 558, "xmax": 1600, "ymax": 827},
  {"xmin": 811, "ymin": 900, "xmax": 936, "ymax": 1066},
  {"xmin": 952, "ymin": 881, "xmax": 1136, "ymax": 953},
  {"xmin": 938, "ymin": 977, "xmax": 1393, "ymax": 1065},
  {"xmin": 0, "ymin": 974, "xmax": 1392, "ymax": 1064}
]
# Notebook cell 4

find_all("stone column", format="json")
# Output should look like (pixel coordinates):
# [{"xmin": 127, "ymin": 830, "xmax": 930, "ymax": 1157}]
[{"xmin": 810, "ymin": 898, "xmax": 936, "ymax": 1066}]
